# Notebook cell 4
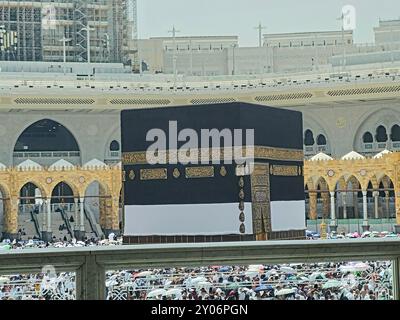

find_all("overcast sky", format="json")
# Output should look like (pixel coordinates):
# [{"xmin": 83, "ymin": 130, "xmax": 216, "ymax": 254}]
[{"xmin": 137, "ymin": 0, "xmax": 400, "ymax": 46}]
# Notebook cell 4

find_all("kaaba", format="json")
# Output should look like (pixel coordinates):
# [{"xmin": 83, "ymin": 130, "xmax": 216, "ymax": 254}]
[{"xmin": 121, "ymin": 102, "xmax": 305, "ymax": 244}]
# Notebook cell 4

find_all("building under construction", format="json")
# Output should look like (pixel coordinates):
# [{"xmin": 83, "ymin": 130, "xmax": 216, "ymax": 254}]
[{"xmin": 0, "ymin": 0, "xmax": 138, "ymax": 66}]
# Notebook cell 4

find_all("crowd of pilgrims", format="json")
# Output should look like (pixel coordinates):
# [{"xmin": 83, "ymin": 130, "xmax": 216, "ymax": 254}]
[{"xmin": 0, "ymin": 236, "xmax": 394, "ymax": 300}]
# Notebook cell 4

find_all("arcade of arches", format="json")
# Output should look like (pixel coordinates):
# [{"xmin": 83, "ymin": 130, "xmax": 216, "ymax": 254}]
[
  {"xmin": 304, "ymin": 152, "xmax": 400, "ymax": 232},
  {"xmin": 0, "ymin": 165, "xmax": 122, "ymax": 240},
  {"xmin": 2, "ymin": 151, "xmax": 400, "ymax": 240}
]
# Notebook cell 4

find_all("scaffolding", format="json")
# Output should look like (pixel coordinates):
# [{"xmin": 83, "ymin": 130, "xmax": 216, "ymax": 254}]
[
  {"xmin": 0, "ymin": 1, "xmax": 42, "ymax": 61},
  {"xmin": 73, "ymin": 0, "xmax": 88, "ymax": 62},
  {"xmin": 126, "ymin": 0, "xmax": 139, "ymax": 71},
  {"xmin": 0, "ymin": 0, "xmax": 137, "ymax": 63}
]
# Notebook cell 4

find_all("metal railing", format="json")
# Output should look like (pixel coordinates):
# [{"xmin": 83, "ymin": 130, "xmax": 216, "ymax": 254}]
[
  {"xmin": 83, "ymin": 206, "xmax": 101, "ymax": 238},
  {"xmin": 56, "ymin": 207, "xmax": 73, "ymax": 238},
  {"xmin": 13, "ymin": 151, "xmax": 80, "ymax": 159},
  {"xmin": 0, "ymin": 239, "xmax": 400, "ymax": 300},
  {"xmin": 30, "ymin": 206, "xmax": 41, "ymax": 237}
]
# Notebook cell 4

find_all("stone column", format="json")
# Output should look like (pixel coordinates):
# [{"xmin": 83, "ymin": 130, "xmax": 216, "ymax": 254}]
[
  {"xmin": 342, "ymin": 192, "xmax": 347, "ymax": 219},
  {"xmin": 47, "ymin": 199, "xmax": 51, "ymax": 232},
  {"xmin": 362, "ymin": 191, "xmax": 370, "ymax": 231},
  {"xmin": 74, "ymin": 197, "xmax": 86, "ymax": 240},
  {"xmin": 385, "ymin": 191, "xmax": 390, "ymax": 218},
  {"xmin": 2, "ymin": 197, "xmax": 18, "ymax": 240},
  {"xmin": 41, "ymin": 199, "xmax": 52, "ymax": 242},
  {"xmin": 395, "ymin": 191, "xmax": 400, "ymax": 233},
  {"xmin": 329, "ymin": 191, "xmax": 337, "ymax": 232},
  {"xmin": 373, "ymin": 191, "xmax": 379, "ymax": 219},
  {"xmin": 353, "ymin": 191, "xmax": 359, "ymax": 218},
  {"xmin": 322, "ymin": 192, "xmax": 330, "ymax": 219},
  {"xmin": 309, "ymin": 192, "xmax": 317, "ymax": 220},
  {"xmin": 74, "ymin": 198, "xmax": 79, "ymax": 231},
  {"xmin": 80, "ymin": 197, "xmax": 85, "ymax": 232},
  {"xmin": 103, "ymin": 197, "xmax": 120, "ymax": 237},
  {"xmin": 99, "ymin": 197, "xmax": 106, "ymax": 229}
]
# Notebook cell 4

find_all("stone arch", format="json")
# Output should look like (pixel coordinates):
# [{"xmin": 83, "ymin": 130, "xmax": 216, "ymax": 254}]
[
  {"xmin": 304, "ymin": 177, "xmax": 315, "ymax": 189},
  {"xmin": 0, "ymin": 182, "xmax": 10, "ymax": 224},
  {"xmin": 379, "ymin": 175, "xmax": 394, "ymax": 189},
  {"xmin": 335, "ymin": 175, "xmax": 362, "ymax": 219},
  {"xmin": 375, "ymin": 175, "xmax": 395, "ymax": 219},
  {"xmin": 17, "ymin": 180, "xmax": 47, "ymax": 202},
  {"xmin": 316, "ymin": 176, "xmax": 329, "ymax": 192},
  {"xmin": 83, "ymin": 179, "xmax": 111, "ymax": 230},
  {"xmin": 316, "ymin": 177, "xmax": 330, "ymax": 219},
  {"xmin": 12, "ymin": 118, "xmax": 82, "ymax": 166},
  {"xmin": 0, "ymin": 182, "xmax": 15, "ymax": 239},
  {"xmin": 335, "ymin": 176, "xmax": 346, "ymax": 191},
  {"xmin": 305, "ymin": 176, "xmax": 330, "ymax": 220},
  {"xmin": 50, "ymin": 180, "xmax": 79, "ymax": 204},
  {"xmin": 344, "ymin": 175, "xmax": 362, "ymax": 190},
  {"xmin": 19, "ymin": 182, "xmax": 45, "ymax": 207}
]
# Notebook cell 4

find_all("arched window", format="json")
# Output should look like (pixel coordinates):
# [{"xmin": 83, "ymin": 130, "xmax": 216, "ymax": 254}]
[
  {"xmin": 20, "ymin": 182, "xmax": 41, "ymax": 205},
  {"xmin": 110, "ymin": 140, "xmax": 120, "ymax": 151},
  {"xmin": 362, "ymin": 132, "xmax": 373, "ymax": 143},
  {"xmin": 316, "ymin": 134, "xmax": 327, "ymax": 146},
  {"xmin": 391, "ymin": 125, "xmax": 400, "ymax": 142},
  {"xmin": 14, "ymin": 119, "xmax": 79, "ymax": 152},
  {"xmin": 304, "ymin": 130, "xmax": 315, "ymax": 146},
  {"xmin": 376, "ymin": 126, "xmax": 388, "ymax": 142},
  {"xmin": 51, "ymin": 182, "xmax": 74, "ymax": 204}
]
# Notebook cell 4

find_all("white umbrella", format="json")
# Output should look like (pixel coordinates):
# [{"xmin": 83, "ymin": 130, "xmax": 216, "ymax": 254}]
[
  {"xmin": 280, "ymin": 266, "xmax": 296, "ymax": 274},
  {"xmin": 105, "ymin": 279, "xmax": 118, "ymax": 287},
  {"xmin": 136, "ymin": 271, "xmax": 152, "ymax": 278},
  {"xmin": 310, "ymin": 272, "xmax": 325, "ymax": 281},
  {"xmin": 0, "ymin": 276, "xmax": 9, "ymax": 284},
  {"xmin": 275, "ymin": 288, "xmax": 296, "ymax": 296},
  {"xmin": 297, "ymin": 276, "xmax": 309, "ymax": 284},
  {"xmin": 165, "ymin": 288, "xmax": 182, "ymax": 296},
  {"xmin": 245, "ymin": 271, "xmax": 259, "ymax": 278},
  {"xmin": 147, "ymin": 289, "xmax": 166, "ymax": 298},
  {"xmin": 322, "ymin": 280, "xmax": 342, "ymax": 289},
  {"xmin": 354, "ymin": 262, "xmax": 371, "ymax": 270},
  {"xmin": 163, "ymin": 280, "xmax": 172, "ymax": 289},
  {"xmin": 196, "ymin": 281, "xmax": 212, "ymax": 290},
  {"xmin": 190, "ymin": 276, "xmax": 207, "ymax": 284},
  {"xmin": 122, "ymin": 282, "xmax": 135, "ymax": 288},
  {"xmin": 340, "ymin": 262, "xmax": 370, "ymax": 272},
  {"xmin": 248, "ymin": 264, "xmax": 264, "ymax": 271}
]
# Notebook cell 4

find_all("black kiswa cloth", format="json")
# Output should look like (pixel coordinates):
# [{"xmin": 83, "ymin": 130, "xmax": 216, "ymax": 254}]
[
  {"xmin": 121, "ymin": 102, "xmax": 304, "ymax": 207},
  {"xmin": 121, "ymin": 102, "xmax": 304, "ymax": 241},
  {"xmin": 121, "ymin": 102, "xmax": 303, "ymax": 152}
]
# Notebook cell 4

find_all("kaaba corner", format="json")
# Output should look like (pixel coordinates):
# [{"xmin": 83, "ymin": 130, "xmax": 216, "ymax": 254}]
[{"xmin": 121, "ymin": 102, "xmax": 305, "ymax": 244}]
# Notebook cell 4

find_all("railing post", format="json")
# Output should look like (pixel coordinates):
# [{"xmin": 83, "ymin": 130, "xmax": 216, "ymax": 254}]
[
  {"xmin": 77, "ymin": 252, "xmax": 105, "ymax": 300},
  {"xmin": 393, "ymin": 257, "xmax": 400, "ymax": 300}
]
